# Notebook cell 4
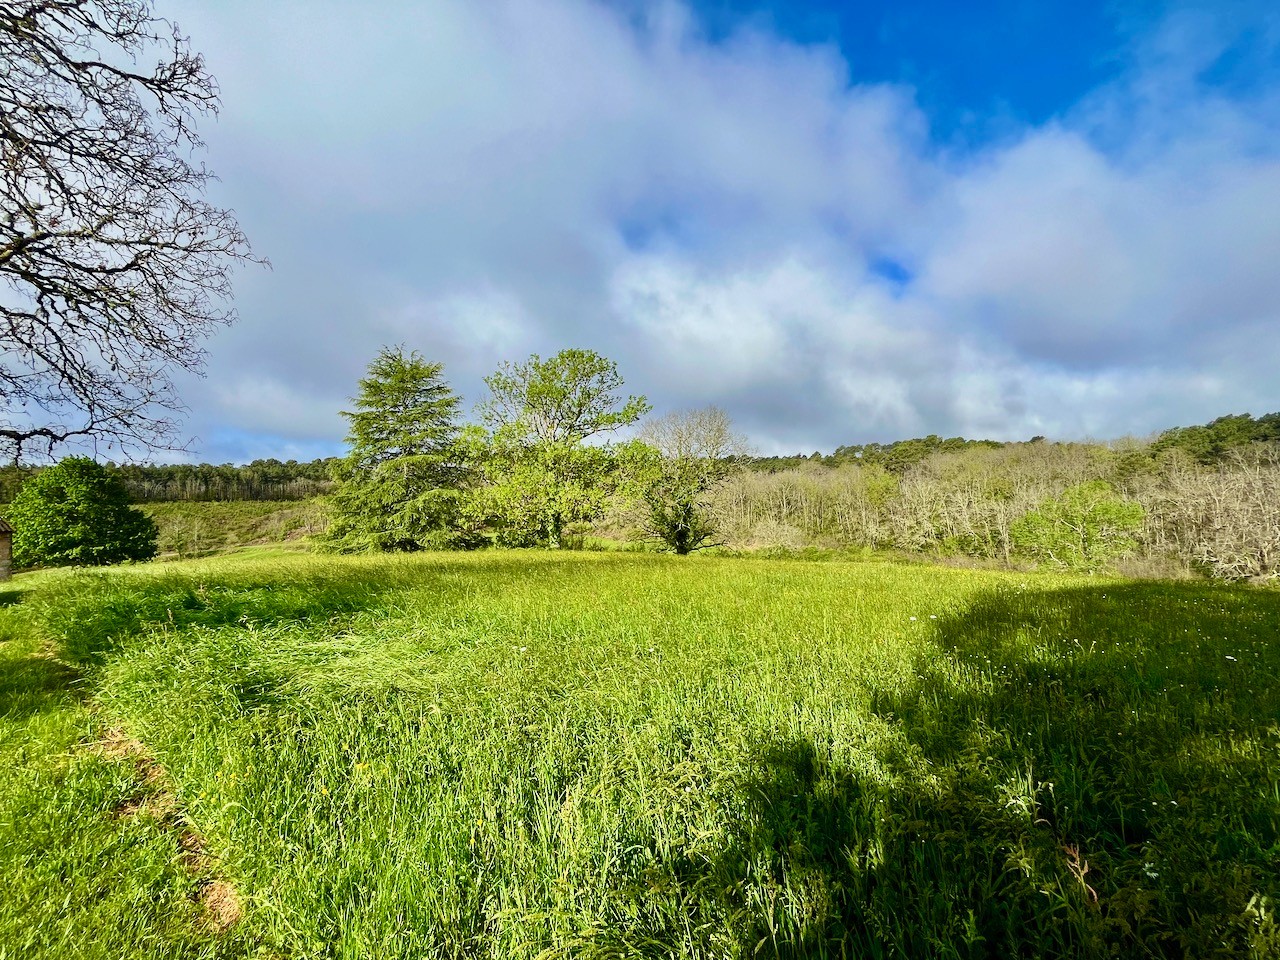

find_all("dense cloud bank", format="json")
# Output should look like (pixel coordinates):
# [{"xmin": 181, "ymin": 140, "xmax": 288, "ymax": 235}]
[{"xmin": 164, "ymin": 0, "xmax": 1280, "ymax": 462}]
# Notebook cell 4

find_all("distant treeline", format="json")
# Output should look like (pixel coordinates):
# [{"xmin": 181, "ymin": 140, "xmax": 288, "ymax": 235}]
[
  {"xmin": 0, "ymin": 412, "xmax": 1276, "ymax": 505},
  {"xmin": 752, "ymin": 435, "xmax": 1005, "ymax": 472},
  {"xmin": 0, "ymin": 458, "xmax": 339, "ymax": 504},
  {"xmin": 1149, "ymin": 412, "xmax": 1280, "ymax": 463},
  {"xmin": 751, "ymin": 413, "xmax": 1280, "ymax": 473},
  {"xmin": 108, "ymin": 459, "xmax": 340, "ymax": 501}
]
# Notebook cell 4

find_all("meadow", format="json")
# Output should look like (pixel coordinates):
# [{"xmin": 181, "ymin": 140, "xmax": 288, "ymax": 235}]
[
  {"xmin": 141, "ymin": 500, "xmax": 329, "ymax": 558},
  {"xmin": 1, "ymin": 550, "xmax": 1278, "ymax": 958}
]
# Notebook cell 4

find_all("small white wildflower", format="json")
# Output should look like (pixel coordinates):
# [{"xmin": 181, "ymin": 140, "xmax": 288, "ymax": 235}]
[{"xmin": 909, "ymin": 616, "xmax": 918, "ymax": 622}]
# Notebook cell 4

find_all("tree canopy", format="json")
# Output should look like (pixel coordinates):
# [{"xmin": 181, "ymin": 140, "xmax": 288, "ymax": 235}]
[
  {"xmin": 324, "ymin": 348, "xmax": 467, "ymax": 552},
  {"xmin": 475, "ymin": 349, "xmax": 650, "ymax": 548},
  {"xmin": 0, "ymin": 0, "xmax": 256, "ymax": 462},
  {"xmin": 479, "ymin": 349, "xmax": 651, "ymax": 446},
  {"xmin": 1151, "ymin": 413, "xmax": 1280, "ymax": 465},
  {"xmin": 6, "ymin": 455, "xmax": 157, "ymax": 567}
]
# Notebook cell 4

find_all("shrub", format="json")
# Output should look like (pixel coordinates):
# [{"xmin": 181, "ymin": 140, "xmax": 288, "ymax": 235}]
[
  {"xmin": 6, "ymin": 457, "xmax": 157, "ymax": 568},
  {"xmin": 645, "ymin": 486, "xmax": 718, "ymax": 555},
  {"xmin": 1140, "ymin": 447, "xmax": 1280, "ymax": 582},
  {"xmin": 1011, "ymin": 480, "xmax": 1143, "ymax": 572}
]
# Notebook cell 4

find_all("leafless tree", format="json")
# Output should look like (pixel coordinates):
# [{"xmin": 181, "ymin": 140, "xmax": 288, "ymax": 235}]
[
  {"xmin": 708, "ymin": 442, "xmax": 1108, "ymax": 556},
  {"xmin": 637, "ymin": 406, "xmax": 749, "ymax": 554},
  {"xmin": 1140, "ymin": 446, "xmax": 1280, "ymax": 581},
  {"xmin": 0, "ymin": 0, "xmax": 258, "ymax": 462}
]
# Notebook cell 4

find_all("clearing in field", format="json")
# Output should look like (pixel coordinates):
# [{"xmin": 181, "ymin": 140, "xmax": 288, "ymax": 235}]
[{"xmin": 1, "ymin": 551, "xmax": 1278, "ymax": 958}]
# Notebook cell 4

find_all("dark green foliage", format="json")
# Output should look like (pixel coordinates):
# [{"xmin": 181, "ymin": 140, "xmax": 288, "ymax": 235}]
[
  {"xmin": 324, "ymin": 348, "xmax": 468, "ymax": 552},
  {"xmin": 749, "ymin": 411, "xmax": 1279, "ymax": 474},
  {"xmin": 0, "ymin": 463, "xmax": 34, "ymax": 503},
  {"xmin": 2, "ymin": 460, "xmax": 338, "ymax": 505},
  {"xmin": 6, "ymin": 457, "xmax": 157, "ymax": 568},
  {"xmin": 1152, "ymin": 412, "xmax": 1280, "ymax": 464},
  {"xmin": 644, "ymin": 475, "xmax": 718, "ymax": 554},
  {"xmin": 108, "ymin": 458, "xmax": 338, "ymax": 502},
  {"xmin": 835, "ymin": 434, "xmax": 1006, "ymax": 473},
  {"xmin": 753, "ymin": 434, "xmax": 1005, "ymax": 472},
  {"xmin": 327, "ymin": 461, "xmax": 469, "ymax": 552}
]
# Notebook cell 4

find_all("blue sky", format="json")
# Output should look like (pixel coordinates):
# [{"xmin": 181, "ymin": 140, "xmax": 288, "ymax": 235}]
[
  {"xmin": 691, "ymin": 1, "xmax": 1280, "ymax": 134},
  {"xmin": 148, "ymin": 0, "xmax": 1280, "ymax": 462},
  {"xmin": 690, "ymin": 0, "xmax": 1129, "ymax": 135}
]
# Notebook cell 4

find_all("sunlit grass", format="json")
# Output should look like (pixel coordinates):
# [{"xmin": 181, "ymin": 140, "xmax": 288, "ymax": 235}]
[
  {"xmin": 2, "ymin": 552, "xmax": 1278, "ymax": 957},
  {"xmin": 0, "ymin": 572, "xmax": 250, "ymax": 960},
  {"xmin": 140, "ymin": 500, "xmax": 328, "ymax": 558}
]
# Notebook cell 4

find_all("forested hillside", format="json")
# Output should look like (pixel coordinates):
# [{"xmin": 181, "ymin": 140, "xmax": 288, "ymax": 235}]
[
  {"xmin": 0, "ymin": 458, "xmax": 338, "ymax": 503},
  {"xmin": 751, "ymin": 412, "xmax": 1280, "ymax": 473},
  {"xmin": 704, "ymin": 436, "xmax": 1278, "ymax": 579},
  {"xmin": 2, "ymin": 411, "xmax": 1277, "ymax": 581},
  {"xmin": 2, "ymin": 412, "xmax": 1273, "ymax": 501}
]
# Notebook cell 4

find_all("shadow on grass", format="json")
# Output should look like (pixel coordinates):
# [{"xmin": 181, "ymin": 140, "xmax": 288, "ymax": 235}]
[
  {"xmin": 0, "ymin": 582, "xmax": 82, "ymax": 721},
  {"xmin": 0, "ymin": 649, "xmax": 81, "ymax": 720},
  {"xmin": 697, "ymin": 581, "xmax": 1280, "ymax": 959},
  {"xmin": 1, "ymin": 552, "xmax": 666, "ymax": 723}
]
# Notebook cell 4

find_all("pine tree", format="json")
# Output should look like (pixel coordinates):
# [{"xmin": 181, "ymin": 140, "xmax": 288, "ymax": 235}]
[{"xmin": 324, "ymin": 348, "xmax": 467, "ymax": 551}]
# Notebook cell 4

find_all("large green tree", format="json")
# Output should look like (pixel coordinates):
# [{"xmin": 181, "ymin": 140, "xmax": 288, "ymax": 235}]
[
  {"xmin": 476, "ymin": 349, "xmax": 650, "ymax": 547},
  {"xmin": 325, "ymin": 348, "xmax": 467, "ymax": 552},
  {"xmin": 6, "ymin": 456, "xmax": 157, "ymax": 567}
]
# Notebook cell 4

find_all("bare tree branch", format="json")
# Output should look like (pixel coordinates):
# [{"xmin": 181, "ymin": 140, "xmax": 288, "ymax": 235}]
[{"xmin": 0, "ymin": 0, "xmax": 262, "ymax": 462}]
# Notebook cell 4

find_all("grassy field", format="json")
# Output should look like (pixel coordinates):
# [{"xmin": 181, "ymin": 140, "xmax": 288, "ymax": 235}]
[
  {"xmin": 140, "ymin": 500, "xmax": 328, "ymax": 558},
  {"xmin": 1, "ymin": 551, "xmax": 1278, "ymax": 958}
]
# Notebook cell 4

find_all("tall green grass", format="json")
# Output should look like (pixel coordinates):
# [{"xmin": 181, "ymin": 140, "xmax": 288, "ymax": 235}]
[
  {"xmin": 0, "ymin": 574, "xmax": 257, "ymax": 959},
  {"xmin": 3, "ymin": 552, "xmax": 1278, "ymax": 958}
]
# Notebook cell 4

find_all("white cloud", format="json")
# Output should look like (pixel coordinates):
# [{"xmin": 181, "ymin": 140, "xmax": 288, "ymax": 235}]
[
  {"xmin": 212, "ymin": 377, "xmax": 339, "ymax": 439},
  {"xmin": 156, "ymin": 0, "xmax": 1280, "ymax": 461},
  {"xmin": 923, "ymin": 125, "xmax": 1280, "ymax": 369}
]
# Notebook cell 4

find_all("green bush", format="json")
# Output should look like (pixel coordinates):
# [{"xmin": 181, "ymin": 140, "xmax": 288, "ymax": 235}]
[
  {"xmin": 1012, "ymin": 480, "xmax": 1143, "ymax": 572},
  {"xmin": 6, "ymin": 457, "xmax": 157, "ymax": 568}
]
